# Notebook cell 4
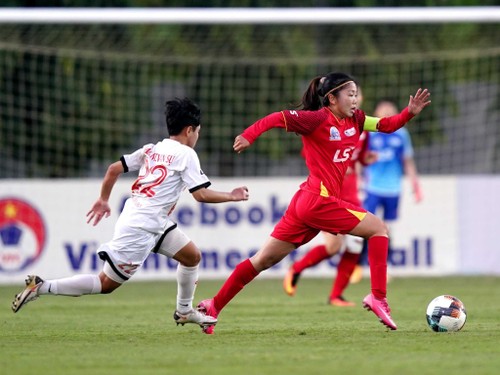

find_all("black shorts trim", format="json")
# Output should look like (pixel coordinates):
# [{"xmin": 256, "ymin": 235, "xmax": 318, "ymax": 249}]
[
  {"xmin": 98, "ymin": 250, "xmax": 130, "ymax": 281},
  {"xmin": 152, "ymin": 223, "xmax": 178, "ymax": 253}
]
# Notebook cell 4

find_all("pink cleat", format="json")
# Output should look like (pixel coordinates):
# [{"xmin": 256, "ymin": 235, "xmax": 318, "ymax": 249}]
[
  {"xmin": 362, "ymin": 294, "xmax": 397, "ymax": 330},
  {"xmin": 196, "ymin": 299, "xmax": 219, "ymax": 334}
]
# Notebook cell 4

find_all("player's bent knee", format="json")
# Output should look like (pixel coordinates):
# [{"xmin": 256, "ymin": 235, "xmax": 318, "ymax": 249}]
[
  {"xmin": 186, "ymin": 251, "xmax": 201, "ymax": 266},
  {"xmin": 100, "ymin": 264, "xmax": 126, "ymax": 293},
  {"xmin": 174, "ymin": 250, "xmax": 201, "ymax": 267}
]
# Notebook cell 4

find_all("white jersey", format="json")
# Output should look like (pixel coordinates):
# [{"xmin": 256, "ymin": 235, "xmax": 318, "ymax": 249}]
[{"xmin": 118, "ymin": 138, "xmax": 210, "ymax": 233}]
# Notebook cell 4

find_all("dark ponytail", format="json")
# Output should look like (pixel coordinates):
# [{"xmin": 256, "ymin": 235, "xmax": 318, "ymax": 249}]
[
  {"xmin": 299, "ymin": 76, "xmax": 323, "ymax": 111},
  {"xmin": 299, "ymin": 72, "xmax": 356, "ymax": 111}
]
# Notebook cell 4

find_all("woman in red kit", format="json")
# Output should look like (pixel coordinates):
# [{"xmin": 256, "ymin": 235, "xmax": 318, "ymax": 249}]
[
  {"xmin": 283, "ymin": 129, "xmax": 376, "ymax": 306},
  {"xmin": 198, "ymin": 72, "xmax": 431, "ymax": 333},
  {"xmin": 283, "ymin": 87, "xmax": 377, "ymax": 306}
]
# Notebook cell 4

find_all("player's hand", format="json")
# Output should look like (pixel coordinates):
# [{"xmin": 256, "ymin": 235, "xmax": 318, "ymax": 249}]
[
  {"xmin": 363, "ymin": 150, "xmax": 378, "ymax": 165},
  {"xmin": 233, "ymin": 135, "xmax": 251, "ymax": 153},
  {"xmin": 408, "ymin": 88, "xmax": 431, "ymax": 116},
  {"xmin": 232, "ymin": 186, "xmax": 250, "ymax": 201},
  {"xmin": 414, "ymin": 183, "xmax": 423, "ymax": 203},
  {"xmin": 86, "ymin": 198, "xmax": 111, "ymax": 226}
]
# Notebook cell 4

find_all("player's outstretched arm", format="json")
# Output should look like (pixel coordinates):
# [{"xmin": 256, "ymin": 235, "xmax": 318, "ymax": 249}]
[
  {"xmin": 233, "ymin": 135, "xmax": 251, "ymax": 154},
  {"xmin": 407, "ymin": 88, "xmax": 431, "ymax": 116},
  {"xmin": 86, "ymin": 161, "xmax": 123, "ymax": 226},
  {"xmin": 233, "ymin": 112, "xmax": 287, "ymax": 153},
  {"xmin": 192, "ymin": 186, "xmax": 249, "ymax": 203},
  {"xmin": 373, "ymin": 88, "xmax": 431, "ymax": 134}
]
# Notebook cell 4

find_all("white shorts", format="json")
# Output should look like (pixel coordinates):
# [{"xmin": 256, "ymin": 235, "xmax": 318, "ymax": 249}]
[
  {"xmin": 340, "ymin": 234, "xmax": 364, "ymax": 254},
  {"xmin": 97, "ymin": 223, "xmax": 190, "ymax": 283}
]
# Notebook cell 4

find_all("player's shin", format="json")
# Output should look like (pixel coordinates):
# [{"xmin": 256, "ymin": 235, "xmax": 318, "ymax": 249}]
[
  {"xmin": 176, "ymin": 264, "xmax": 198, "ymax": 313},
  {"xmin": 213, "ymin": 258, "xmax": 259, "ymax": 312},
  {"xmin": 367, "ymin": 236, "xmax": 389, "ymax": 300},
  {"xmin": 40, "ymin": 274, "xmax": 102, "ymax": 296}
]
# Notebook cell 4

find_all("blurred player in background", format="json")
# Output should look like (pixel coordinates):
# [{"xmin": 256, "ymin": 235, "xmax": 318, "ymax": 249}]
[
  {"xmin": 351, "ymin": 99, "xmax": 422, "ymax": 283},
  {"xmin": 197, "ymin": 72, "xmax": 431, "ymax": 334},
  {"xmin": 12, "ymin": 97, "xmax": 249, "ymax": 332},
  {"xmin": 283, "ymin": 87, "xmax": 377, "ymax": 306}
]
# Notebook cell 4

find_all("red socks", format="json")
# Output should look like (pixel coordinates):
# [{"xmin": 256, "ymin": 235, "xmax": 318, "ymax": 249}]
[
  {"xmin": 213, "ymin": 259, "xmax": 259, "ymax": 312},
  {"xmin": 292, "ymin": 244, "xmax": 329, "ymax": 273},
  {"xmin": 211, "ymin": 236, "xmax": 388, "ymax": 312},
  {"xmin": 329, "ymin": 251, "xmax": 360, "ymax": 300},
  {"xmin": 367, "ymin": 236, "xmax": 389, "ymax": 300}
]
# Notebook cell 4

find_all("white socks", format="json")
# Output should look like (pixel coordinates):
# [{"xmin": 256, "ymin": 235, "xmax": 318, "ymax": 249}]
[
  {"xmin": 39, "ymin": 274, "xmax": 102, "ymax": 296},
  {"xmin": 176, "ymin": 264, "xmax": 199, "ymax": 313},
  {"xmin": 36, "ymin": 266, "xmax": 198, "ymax": 311}
]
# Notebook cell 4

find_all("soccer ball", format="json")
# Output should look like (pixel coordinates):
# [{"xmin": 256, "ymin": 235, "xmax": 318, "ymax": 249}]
[{"xmin": 426, "ymin": 295, "xmax": 467, "ymax": 332}]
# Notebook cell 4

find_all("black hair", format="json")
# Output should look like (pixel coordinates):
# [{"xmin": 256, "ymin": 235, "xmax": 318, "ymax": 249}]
[
  {"xmin": 165, "ymin": 97, "xmax": 201, "ymax": 136},
  {"xmin": 299, "ymin": 72, "xmax": 357, "ymax": 111}
]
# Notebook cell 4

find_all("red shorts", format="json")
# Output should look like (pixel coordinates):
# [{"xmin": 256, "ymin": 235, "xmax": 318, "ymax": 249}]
[{"xmin": 271, "ymin": 189, "xmax": 367, "ymax": 247}]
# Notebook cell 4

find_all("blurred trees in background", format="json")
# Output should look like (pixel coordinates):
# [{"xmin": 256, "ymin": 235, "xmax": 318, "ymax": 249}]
[{"xmin": 0, "ymin": 1, "xmax": 498, "ymax": 177}]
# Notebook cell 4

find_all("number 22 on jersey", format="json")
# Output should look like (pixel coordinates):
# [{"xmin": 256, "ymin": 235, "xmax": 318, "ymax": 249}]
[{"xmin": 131, "ymin": 162, "xmax": 168, "ymax": 197}]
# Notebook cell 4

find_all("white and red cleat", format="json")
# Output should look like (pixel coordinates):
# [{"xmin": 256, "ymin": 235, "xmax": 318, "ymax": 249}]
[
  {"xmin": 12, "ymin": 275, "xmax": 44, "ymax": 313},
  {"xmin": 173, "ymin": 309, "xmax": 217, "ymax": 328}
]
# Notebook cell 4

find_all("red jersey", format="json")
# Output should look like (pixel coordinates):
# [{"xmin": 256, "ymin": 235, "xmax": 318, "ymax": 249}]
[
  {"xmin": 341, "ymin": 131, "xmax": 369, "ymax": 205},
  {"xmin": 241, "ymin": 106, "xmax": 413, "ymax": 244},
  {"xmin": 242, "ymin": 107, "xmax": 366, "ymax": 200}
]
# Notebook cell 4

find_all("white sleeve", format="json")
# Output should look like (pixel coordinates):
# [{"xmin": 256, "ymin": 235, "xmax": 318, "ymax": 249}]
[
  {"xmin": 181, "ymin": 148, "xmax": 211, "ymax": 192},
  {"xmin": 121, "ymin": 144, "xmax": 153, "ymax": 173}
]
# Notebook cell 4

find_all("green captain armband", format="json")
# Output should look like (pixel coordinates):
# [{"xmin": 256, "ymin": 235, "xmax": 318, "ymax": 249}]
[{"xmin": 364, "ymin": 116, "xmax": 380, "ymax": 132}]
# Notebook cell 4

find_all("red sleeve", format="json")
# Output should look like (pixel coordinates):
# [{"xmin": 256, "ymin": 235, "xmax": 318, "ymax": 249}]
[
  {"xmin": 241, "ymin": 112, "xmax": 286, "ymax": 144},
  {"xmin": 357, "ymin": 131, "xmax": 370, "ymax": 166},
  {"xmin": 354, "ymin": 109, "xmax": 366, "ymax": 134},
  {"xmin": 241, "ymin": 109, "xmax": 325, "ymax": 144},
  {"xmin": 377, "ymin": 107, "xmax": 415, "ymax": 133},
  {"xmin": 281, "ymin": 109, "xmax": 327, "ymax": 135}
]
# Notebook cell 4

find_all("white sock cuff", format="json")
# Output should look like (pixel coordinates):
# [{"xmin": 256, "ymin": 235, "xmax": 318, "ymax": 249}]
[
  {"xmin": 178, "ymin": 263, "xmax": 200, "ymax": 272},
  {"xmin": 90, "ymin": 274, "xmax": 102, "ymax": 294},
  {"xmin": 177, "ymin": 264, "xmax": 198, "ymax": 275}
]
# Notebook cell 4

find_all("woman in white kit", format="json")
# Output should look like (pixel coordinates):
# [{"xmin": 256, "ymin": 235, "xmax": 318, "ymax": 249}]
[{"xmin": 12, "ymin": 97, "xmax": 249, "ymax": 331}]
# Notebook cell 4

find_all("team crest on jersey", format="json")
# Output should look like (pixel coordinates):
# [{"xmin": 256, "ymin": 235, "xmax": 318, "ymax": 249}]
[
  {"xmin": 344, "ymin": 127, "xmax": 356, "ymax": 137},
  {"xmin": 329, "ymin": 126, "xmax": 341, "ymax": 141}
]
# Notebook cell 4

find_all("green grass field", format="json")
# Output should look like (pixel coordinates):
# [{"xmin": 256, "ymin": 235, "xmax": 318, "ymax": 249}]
[{"xmin": 1, "ymin": 276, "xmax": 500, "ymax": 375}]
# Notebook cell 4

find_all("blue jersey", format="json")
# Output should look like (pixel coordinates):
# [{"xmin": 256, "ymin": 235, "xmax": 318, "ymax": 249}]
[{"xmin": 364, "ymin": 127, "xmax": 414, "ymax": 197}]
